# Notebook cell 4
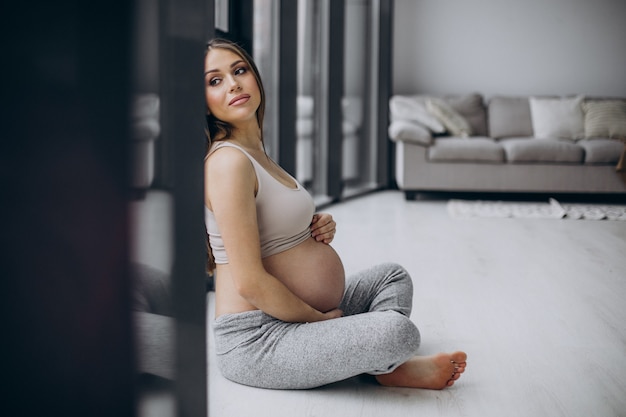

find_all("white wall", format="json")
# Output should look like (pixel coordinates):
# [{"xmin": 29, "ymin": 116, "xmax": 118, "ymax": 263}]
[
  {"xmin": 344, "ymin": 0, "xmax": 368, "ymax": 97},
  {"xmin": 393, "ymin": 0, "xmax": 626, "ymax": 98}
]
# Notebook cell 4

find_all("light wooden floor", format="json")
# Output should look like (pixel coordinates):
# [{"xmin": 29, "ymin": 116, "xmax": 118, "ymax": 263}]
[{"xmin": 207, "ymin": 190, "xmax": 626, "ymax": 417}]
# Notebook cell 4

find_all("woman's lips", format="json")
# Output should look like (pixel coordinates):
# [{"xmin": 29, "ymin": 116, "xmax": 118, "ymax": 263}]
[{"xmin": 229, "ymin": 94, "xmax": 251, "ymax": 106}]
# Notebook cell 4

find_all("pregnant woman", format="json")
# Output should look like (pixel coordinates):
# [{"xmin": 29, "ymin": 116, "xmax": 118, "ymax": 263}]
[{"xmin": 204, "ymin": 38, "xmax": 466, "ymax": 390}]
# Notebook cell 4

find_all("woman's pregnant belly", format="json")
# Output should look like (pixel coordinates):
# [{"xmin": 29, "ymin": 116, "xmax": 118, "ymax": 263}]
[{"xmin": 263, "ymin": 237, "xmax": 345, "ymax": 313}]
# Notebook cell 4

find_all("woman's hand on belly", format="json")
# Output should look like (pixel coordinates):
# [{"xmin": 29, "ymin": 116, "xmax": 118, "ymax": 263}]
[{"xmin": 310, "ymin": 212, "xmax": 336, "ymax": 244}]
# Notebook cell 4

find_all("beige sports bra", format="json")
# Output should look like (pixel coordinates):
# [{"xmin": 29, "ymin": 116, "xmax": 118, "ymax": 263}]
[{"xmin": 205, "ymin": 142, "xmax": 315, "ymax": 264}]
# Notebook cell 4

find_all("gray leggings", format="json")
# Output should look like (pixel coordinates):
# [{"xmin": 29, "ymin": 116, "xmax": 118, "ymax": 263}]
[{"xmin": 212, "ymin": 262, "xmax": 421, "ymax": 389}]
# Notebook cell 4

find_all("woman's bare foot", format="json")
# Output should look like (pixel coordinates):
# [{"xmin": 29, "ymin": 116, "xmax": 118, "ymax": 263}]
[{"xmin": 375, "ymin": 351, "xmax": 467, "ymax": 390}]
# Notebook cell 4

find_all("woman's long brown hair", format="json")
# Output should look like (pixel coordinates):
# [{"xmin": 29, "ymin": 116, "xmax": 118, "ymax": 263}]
[{"xmin": 204, "ymin": 38, "xmax": 267, "ymax": 275}]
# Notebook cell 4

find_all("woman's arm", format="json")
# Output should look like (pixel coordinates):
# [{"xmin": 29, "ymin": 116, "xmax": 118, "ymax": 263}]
[{"xmin": 206, "ymin": 148, "xmax": 340, "ymax": 323}]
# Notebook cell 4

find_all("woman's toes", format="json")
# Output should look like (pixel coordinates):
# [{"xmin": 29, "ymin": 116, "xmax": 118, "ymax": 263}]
[{"xmin": 451, "ymin": 351, "xmax": 468, "ymax": 363}]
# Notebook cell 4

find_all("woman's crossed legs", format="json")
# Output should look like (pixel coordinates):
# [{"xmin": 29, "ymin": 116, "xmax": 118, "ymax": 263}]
[{"xmin": 213, "ymin": 263, "xmax": 466, "ymax": 389}]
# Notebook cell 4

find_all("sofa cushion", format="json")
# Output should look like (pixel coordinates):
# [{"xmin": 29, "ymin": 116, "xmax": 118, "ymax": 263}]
[
  {"xmin": 501, "ymin": 138, "xmax": 584, "ymax": 163},
  {"xmin": 427, "ymin": 98, "xmax": 473, "ymax": 137},
  {"xmin": 445, "ymin": 93, "xmax": 488, "ymax": 136},
  {"xmin": 428, "ymin": 137, "xmax": 504, "ymax": 162},
  {"xmin": 578, "ymin": 138, "xmax": 624, "ymax": 164},
  {"xmin": 583, "ymin": 100, "xmax": 626, "ymax": 139},
  {"xmin": 133, "ymin": 311, "xmax": 175, "ymax": 379},
  {"xmin": 389, "ymin": 95, "xmax": 446, "ymax": 133},
  {"xmin": 488, "ymin": 96, "xmax": 534, "ymax": 139},
  {"xmin": 529, "ymin": 96, "xmax": 585, "ymax": 140},
  {"xmin": 131, "ymin": 263, "xmax": 172, "ymax": 316},
  {"xmin": 388, "ymin": 120, "xmax": 432, "ymax": 146}
]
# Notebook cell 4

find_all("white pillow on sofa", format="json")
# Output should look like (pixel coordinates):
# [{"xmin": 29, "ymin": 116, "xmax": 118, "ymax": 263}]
[
  {"xmin": 529, "ymin": 95, "xmax": 585, "ymax": 140},
  {"xmin": 583, "ymin": 100, "xmax": 626, "ymax": 139},
  {"xmin": 388, "ymin": 120, "xmax": 433, "ymax": 146},
  {"xmin": 426, "ymin": 98, "xmax": 473, "ymax": 137},
  {"xmin": 389, "ymin": 96, "xmax": 446, "ymax": 134}
]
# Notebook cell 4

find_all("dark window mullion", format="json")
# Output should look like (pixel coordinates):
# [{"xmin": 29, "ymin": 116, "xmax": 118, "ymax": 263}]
[
  {"xmin": 278, "ymin": 0, "xmax": 298, "ymax": 176},
  {"xmin": 327, "ymin": 0, "xmax": 345, "ymax": 201},
  {"xmin": 228, "ymin": 0, "xmax": 254, "ymax": 54},
  {"xmin": 378, "ymin": 0, "xmax": 394, "ymax": 187}
]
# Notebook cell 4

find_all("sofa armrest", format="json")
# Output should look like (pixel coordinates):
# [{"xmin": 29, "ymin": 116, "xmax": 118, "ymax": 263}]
[
  {"xmin": 388, "ymin": 120, "xmax": 433, "ymax": 146},
  {"xmin": 131, "ymin": 263, "xmax": 172, "ymax": 317}
]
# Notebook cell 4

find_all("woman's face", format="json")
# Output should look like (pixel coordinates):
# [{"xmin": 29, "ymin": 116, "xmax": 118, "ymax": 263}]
[{"xmin": 204, "ymin": 48, "xmax": 261, "ymax": 128}]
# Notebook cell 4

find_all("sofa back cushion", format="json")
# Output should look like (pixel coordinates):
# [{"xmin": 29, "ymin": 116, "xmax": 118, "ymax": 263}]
[
  {"xmin": 444, "ymin": 93, "xmax": 488, "ymax": 136},
  {"xmin": 488, "ymin": 96, "xmax": 534, "ymax": 139}
]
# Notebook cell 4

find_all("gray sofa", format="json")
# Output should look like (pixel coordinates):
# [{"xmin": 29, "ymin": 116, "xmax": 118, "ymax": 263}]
[
  {"xmin": 389, "ymin": 93, "xmax": 626, "ymax": 199},
  {"xmin": 132, "ymin": 263, "xmax": 213, "ymax": 381},
  {"xmin": 132, "ymin": 263, "xmax": 175, "ymax": 380}
]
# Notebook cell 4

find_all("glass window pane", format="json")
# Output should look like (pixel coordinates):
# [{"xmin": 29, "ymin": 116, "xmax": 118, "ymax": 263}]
[
  {"xmin": 297, "ymin": 0, "xmax": 331, "ymax": 203},
  {"xmin": 296, "ymin": 0, "xmax": 316, "ymax": 189},
  {"xmin": 343, "ymin": 0, "xmax": 377, "ymax": 197},
  {"xmin": 253, "ymin": 0, "xmax": 279, "ymax": 160},
  {"xmin": 254, "ymin": 0, "xmax": 385, "ymax": 205}
]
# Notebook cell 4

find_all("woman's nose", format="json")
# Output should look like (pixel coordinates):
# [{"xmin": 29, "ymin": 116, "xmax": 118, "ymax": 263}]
[{"xmin": 228, "ymin": 76, "xmax": 241, "ymax": 92}]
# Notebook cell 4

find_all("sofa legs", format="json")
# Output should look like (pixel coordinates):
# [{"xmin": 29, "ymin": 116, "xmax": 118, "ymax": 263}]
[
  {"xmin": 404, "ymin": 191, "xmax": 419, "ymax": 200},
  {"xmin": 404, "ymin": 191, "xmax": 442, "ymax": 200}
]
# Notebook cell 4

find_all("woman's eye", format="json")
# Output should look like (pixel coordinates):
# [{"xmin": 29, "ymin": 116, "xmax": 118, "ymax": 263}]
[
  {"xmin": 234, "ymin": 67, "xmax": 247, "ymax": 76},
  {"xmin": 209, "ymin": 77, "xmax": 221, "ymax": 86}
]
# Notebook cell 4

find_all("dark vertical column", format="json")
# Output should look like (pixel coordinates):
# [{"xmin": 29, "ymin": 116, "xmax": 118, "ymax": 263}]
[
  {"xmin": 160, "ymin": 0, "xmax": 212, "ymax": 416},
  {"xmin": 2, "ymin": 1, "xmax": 135, "ymax": 417},
  {"xmin": 327, "ymin": 0, "xmax": 346, "ymax": 200},
  {"xmin": 228, "ymin": 0, "xmax": 254, "ymax": 54},
  {"xmin": 155, "ymin": 0, "xmax": 174, "ymax": 190},
  {"xmin": 278, "ymin": 0, "xmax": 299, "ymax": 175},
  {"xmin": 379, "ymin": 0, "xmax": 394, "ymax": 188}
]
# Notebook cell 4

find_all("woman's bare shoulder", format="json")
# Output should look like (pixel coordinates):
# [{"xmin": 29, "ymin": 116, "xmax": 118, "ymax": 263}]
[
  {"xmin": 205, "ymin": 145, "xmax": 253, "ymax": 176},
  {"xmin": 205, "ymin": 144, "xmax": 257, "ymax": 208}
]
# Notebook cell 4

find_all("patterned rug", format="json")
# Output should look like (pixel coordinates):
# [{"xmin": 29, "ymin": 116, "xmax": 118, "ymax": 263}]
[{"xmin": 447, "ymin": 198, "xmax": 626, "ymax": 221}]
